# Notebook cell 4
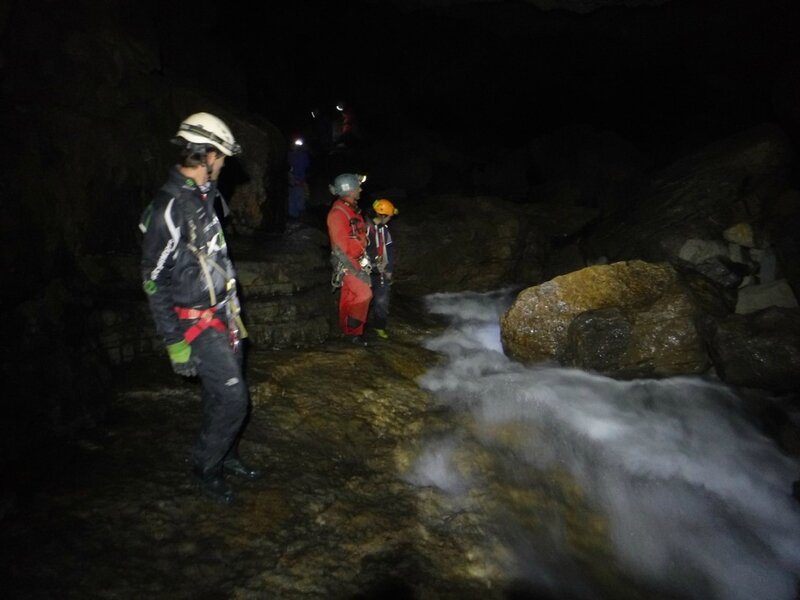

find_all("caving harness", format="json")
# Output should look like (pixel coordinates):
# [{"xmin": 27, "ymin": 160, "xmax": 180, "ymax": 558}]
[
  {"xmin": 330, "ymin": 202, "xmax": 371, "ymax": 291},
  {"xmin": 369, "ymin": 224, "xmax": 390, "ymax": 286},
  {"xmin": 174, "ymin": 278, "xmax": 245, "ymax": 351},
  {"xmin": 164, "ymin": 182, "xmax": 248, "ymax": 352}
]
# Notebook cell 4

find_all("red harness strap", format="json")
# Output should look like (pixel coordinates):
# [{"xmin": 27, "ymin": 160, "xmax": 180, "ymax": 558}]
[{"xmin": 174, "ymin": 306, "xmax": 226, "ymax": 343}]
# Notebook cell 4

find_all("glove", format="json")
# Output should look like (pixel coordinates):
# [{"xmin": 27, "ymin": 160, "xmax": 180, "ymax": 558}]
[{"xmin": 166, "ymin": 340, "xmax": 197, "ymax": 377}]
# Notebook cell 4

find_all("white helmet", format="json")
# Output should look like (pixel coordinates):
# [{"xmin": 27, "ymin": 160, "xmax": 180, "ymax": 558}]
[{"xmin": 174, "ymin": 112, "xmax": 242, "ymax": 156}]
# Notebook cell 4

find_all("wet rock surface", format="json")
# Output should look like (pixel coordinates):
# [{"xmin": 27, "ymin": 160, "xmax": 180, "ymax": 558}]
[
  {"xmin": 2, "ymin": 296, "xmax": 680, "ymax": 600},
  {"xmin": 698, "ymin": 306, "xmax": 800, "ymax": 394},
  {"xmin": 500, "ymin": 260, "xmax": 709, "ymax": 377},
  {"xmin": 2, "ymin": 302, "xmax": 460, "ymax": 599}
]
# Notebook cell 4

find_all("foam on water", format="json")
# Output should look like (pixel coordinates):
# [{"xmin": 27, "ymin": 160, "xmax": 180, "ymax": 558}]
[{"xmin": 410, "ymin": 289, "xmax": 800, "ymax": 600}]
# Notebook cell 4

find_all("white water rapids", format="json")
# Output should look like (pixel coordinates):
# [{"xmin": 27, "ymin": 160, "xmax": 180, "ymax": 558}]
[{"xmin": 407, "ymin": 289, "xmax": 800, "ymax": 600}]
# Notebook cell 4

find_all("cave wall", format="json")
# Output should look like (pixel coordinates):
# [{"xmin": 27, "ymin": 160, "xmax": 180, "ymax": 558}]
[
  {"xmin": 0, "ymin": 0, "xmax": 286, "ymax": 471},
  {"xmin": 1, "ymin": 0, "xmax": 284, "ymax": 307}
]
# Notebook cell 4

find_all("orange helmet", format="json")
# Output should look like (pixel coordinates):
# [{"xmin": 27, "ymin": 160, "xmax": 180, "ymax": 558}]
[{"xmin": 372, "ymin": 199, "xmax": 398, "ymax": 216}]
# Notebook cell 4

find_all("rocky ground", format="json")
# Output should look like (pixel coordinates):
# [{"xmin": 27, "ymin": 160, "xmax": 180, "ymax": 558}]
[
  {"xmin": 0, "ymin": 296, "xmax": 727, "ymax": 600},
  {"xmin": 1, "ymin": 300, "xmax": 485, "ymax": 599}
]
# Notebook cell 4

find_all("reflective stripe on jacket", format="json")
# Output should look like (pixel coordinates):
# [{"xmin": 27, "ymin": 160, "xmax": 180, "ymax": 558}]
[{"xmin": 139, "ymin": 167, "xmax": 234, "ymax": 345}]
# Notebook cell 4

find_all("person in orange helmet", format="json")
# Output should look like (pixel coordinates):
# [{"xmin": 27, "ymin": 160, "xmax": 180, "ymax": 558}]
[{"xmin": 365, "ymin": 198, "xmax": 399, "ymax": 340}]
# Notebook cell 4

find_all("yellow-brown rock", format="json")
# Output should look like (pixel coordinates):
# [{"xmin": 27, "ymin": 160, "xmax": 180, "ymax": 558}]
[{"xmin": 500, "ymin": 260, "xmax": 710, "ymax": 377}]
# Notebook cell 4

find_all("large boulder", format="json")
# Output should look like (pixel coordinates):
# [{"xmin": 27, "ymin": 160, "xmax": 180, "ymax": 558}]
[{"xmin": 500, "ymin": 260, "xmax": 710, "ymax": 377}]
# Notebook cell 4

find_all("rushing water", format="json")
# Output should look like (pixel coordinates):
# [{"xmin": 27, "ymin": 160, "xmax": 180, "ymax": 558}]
[{"xmin": 408, "ymin": 289, "xmax": 800, "ymax": 600}]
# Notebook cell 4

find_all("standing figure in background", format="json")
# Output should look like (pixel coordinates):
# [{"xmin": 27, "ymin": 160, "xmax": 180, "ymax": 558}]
[
  {"xmin": 365, "ymin": 199, "xmax": 399, "ymax": 340},
  {"xmin": 139, "ymin": 112, "xmax": 260, "ymax": 506},
  {"xmin": 333, "ymin": 100, "xmax": 359, "ymax": 149},
  {"xmin": 326, "ymin": 173, "xmax": 372, "ymax": 346},
  {"xmin": 287, "ymin": 136, "xmax": 311, "ymax": 220}
]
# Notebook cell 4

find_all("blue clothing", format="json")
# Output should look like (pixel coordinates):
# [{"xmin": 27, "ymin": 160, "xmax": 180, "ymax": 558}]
[
  {"xmin": 288, "ymin": 184, "xmax": 308, "ymax": 218},
  {"xmin": 288, "ymin": 147, "xmax": 311, "ymax": 218},
  {"xmin": 288, "ymin": 148, "xmax": 311, "ymax": 181}
]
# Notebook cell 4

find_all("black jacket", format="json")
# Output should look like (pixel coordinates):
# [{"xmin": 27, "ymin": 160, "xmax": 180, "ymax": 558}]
[
  {"xmin": 139, "ymin": 167, "xmax": 235, "ymax": 345},
  {"xmin": 366, "ymin": 221, "xmax": 395, "ymax": 276}
]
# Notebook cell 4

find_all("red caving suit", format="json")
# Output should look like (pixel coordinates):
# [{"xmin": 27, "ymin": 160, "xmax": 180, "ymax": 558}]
[{"xmin": 327, "ymin": 197, "xmax": 373, "ymax": 336}]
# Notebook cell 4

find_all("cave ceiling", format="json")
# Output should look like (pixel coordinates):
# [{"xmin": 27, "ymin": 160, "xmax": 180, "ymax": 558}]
[{"xmin": 362, "ymin": 0, "xmax": 669, "ymax": 14}]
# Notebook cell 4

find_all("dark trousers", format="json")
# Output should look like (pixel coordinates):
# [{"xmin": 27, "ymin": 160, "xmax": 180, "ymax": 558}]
[
  {"xmin": 369, "ymin": 276, "xmax": 391, "ymax": 330},
  {"xmin": 189, "ymin": 327, "xmax": 249, "ymax": 478},
  {"xmin": 288, "ymin": 184, "xmax": 307, "ymax": 218}
]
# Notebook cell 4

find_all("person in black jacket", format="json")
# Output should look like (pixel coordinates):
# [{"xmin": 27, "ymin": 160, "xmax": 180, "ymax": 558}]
[
  {"xmin": 139, "ymin": 112, "xmax": 259, "ymax": 505},
  {"xmin": 365, "ymin": 198, "xmax": 399, "ymax": 340}
]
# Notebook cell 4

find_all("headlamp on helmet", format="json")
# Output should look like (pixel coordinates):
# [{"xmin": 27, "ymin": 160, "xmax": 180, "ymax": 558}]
[
  {"xmin": 174, "ymin": 112, "xmax": 242, "ymax": 157},
  {"xmin": 329, "ymin": 173, "xmax": 366, "ymax": 196}
]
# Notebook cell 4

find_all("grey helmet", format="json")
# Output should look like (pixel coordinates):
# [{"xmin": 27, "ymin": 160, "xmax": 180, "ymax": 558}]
[{"xmin": 329, "ymin": 173, "xmax": 366, "ymax": 196}]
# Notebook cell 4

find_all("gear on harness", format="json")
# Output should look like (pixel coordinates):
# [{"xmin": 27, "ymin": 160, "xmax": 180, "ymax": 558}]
[
  {"xmin": 331, "ymin": 254, "xmax": 346, "ymax": 290},
  {"xmin": 330, "ymin": 246, "xmax": 371, "ymax": 291},
  {"xmin": 373, "ymin": 246, "xmax": 388, "ymax": 275},
  {"xmin": 358, "ymin": 253, "xmax": 373, "ymax": 275},
  {"xmin": 174, "ymin": 279, "xmax": 247, "ymax": 352},
  {"xmin": 225, "ymin": 278, "xmax": 248, "ymax": 352},
  {"xmin": 169, "ymin": 192, "xmax": 248, "ymax": 351}
]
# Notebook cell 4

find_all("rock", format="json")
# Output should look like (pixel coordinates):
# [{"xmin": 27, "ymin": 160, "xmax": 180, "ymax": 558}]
[
  {"xmin": 765, "ymin": 190, "xmax": 800, "ymax": 298},
  {"xmin": 722, "ymin": 222, "xmax": 756, "ymax": 247},
  {"xmin": 698, "ymin": 307, "xmax": 800, "ymax": 393},
  {"xmin": 474, "ymin": 146, "xmax": 531, "ymax": 201},
  {"xmin": 728, "ymin": 243, "xmax": 746, "ymax": 264},
  {"xmin": 544, "ymin": 243, "xmax": 587, "ymax": 280},
  {"xmin": 583, "ymin": 123, "xmax": 796, "ymax": 269},
  {"xmin": 391, "ymin": 195, "xmax": 547, "ymax": 295},
  {"xmin": 562, "ymin": 307, "xmax": 633, "ymax": 374},
  {"xmin": 500, "ymin": 260, "xmax": 710, "ymax": 377},
  {"xmin": 678, "ymin": 268, "xmax": 737, "ymax": 318},
  {"xmin": 692, "ymin": 255, "xmax": 750, "ymax": 289},
  {"xmin": 750, "ymin": 247, "xmax": 779, "ymax": 284},
  {"xmin": 736, "ymin": 279, "xmax": 799, "ymax": 314},
  {"xmin": 678, "ymin": 238, "xmax": 728, "ymax": 264}
]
